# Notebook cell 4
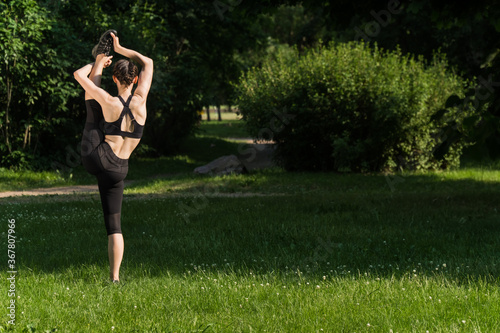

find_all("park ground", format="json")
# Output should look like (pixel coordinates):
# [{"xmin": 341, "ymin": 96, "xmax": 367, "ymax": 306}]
[{"xmin": 1, "ymin": 111, "xmax": 500, "ymax": 332}]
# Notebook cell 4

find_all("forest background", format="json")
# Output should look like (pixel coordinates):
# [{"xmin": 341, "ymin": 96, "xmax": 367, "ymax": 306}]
[{"xmin": 1, "ymin": 0, "xmax": 499, "ymax": 171}]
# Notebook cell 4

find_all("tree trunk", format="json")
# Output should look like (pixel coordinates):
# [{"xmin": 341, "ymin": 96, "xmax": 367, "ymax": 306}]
[
  {"xmin": 23, "ymin": 105, "xmax": 33, "ymax": 150},
  {"xmin": 5, "ymin": 64, "xmax": 13, "ymax": 154},
  {"xmin": 217, "ymin": 104, "xmax": 222, "ymax": 121},
  {"xmin": 206, "ymin": 105, "xmax": 211, "ymax": 121},
  {"xmin": 23, "ymin": 125, "xmax": 31, "ymax": 150}
]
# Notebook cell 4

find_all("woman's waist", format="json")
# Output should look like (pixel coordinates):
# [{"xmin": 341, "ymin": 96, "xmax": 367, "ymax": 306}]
[{"xmin": 104, "ymin": 135, "xmax": 140, "ymax": 160}]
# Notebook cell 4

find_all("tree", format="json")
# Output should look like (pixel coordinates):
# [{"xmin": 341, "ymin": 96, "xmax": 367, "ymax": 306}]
[
  {"xmin": 2, "ymin": 0, "xmax": 340, "ymax": 168},
  {"xmin": 43, "ymin": 0, "xmax": 275, "ymax": 156},
  {"xmin": 286, "ymin": 1, "xmax": 500, "ymax": 159},
  {"xmin": 0, "ymin": 0, "xmax": 77, "ymax": 168}
]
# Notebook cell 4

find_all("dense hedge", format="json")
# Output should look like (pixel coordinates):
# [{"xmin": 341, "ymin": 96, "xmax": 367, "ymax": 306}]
[{"xmin": 235, "ymin": 42, "xmax": 474, "ymax": 172}]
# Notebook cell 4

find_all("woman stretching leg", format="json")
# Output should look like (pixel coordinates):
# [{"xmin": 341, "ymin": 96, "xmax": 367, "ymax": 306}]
[{"xmin": 74, "ymin": 33, "xmax": 153, "ymax": 282}]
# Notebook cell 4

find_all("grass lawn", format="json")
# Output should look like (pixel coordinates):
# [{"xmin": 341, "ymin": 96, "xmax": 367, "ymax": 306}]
[
  {"xmin": 1, "ymin": 114, "xmax": 500, "ymax": 332},
  {"xmin": 196, "ymin": 112, "xmax": 247, "ymax": 141}
]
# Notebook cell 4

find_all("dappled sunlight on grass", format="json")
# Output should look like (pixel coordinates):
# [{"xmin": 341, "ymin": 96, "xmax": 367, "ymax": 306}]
[
  {"xmin": 443, "ymin": 167, "xmax": 500, "ymax": 182},
  {"xmin": 122, "ymin": 166, "xmax": 500, "ymax": 199},
  {"xmin": 196, "ymin": 118, "xmax": 247, "ymax": 140},
  {"xmin": 125, "ymin": 171, "xmax": 276, "ymax": 196},
  {"xmin": 0, "ymin": 168, "xmax": 76, "ymax": 191},
  {"xmin": 2, "ymin": 160, "xmax": 500, "ymax": 331}
]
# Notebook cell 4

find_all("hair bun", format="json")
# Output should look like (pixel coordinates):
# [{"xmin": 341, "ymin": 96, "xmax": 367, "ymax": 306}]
[{"xmin": 113, "ymin": 59, "xmax": 138, "ymax": 86}]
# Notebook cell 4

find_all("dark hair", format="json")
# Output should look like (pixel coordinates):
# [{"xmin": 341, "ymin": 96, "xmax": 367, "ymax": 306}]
[{"xmin": 113, "ymin": 59, "xmax": 138, "ymax": 86}]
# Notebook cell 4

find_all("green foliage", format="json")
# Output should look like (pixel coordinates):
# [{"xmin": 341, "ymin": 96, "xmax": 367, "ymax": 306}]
[
  {"xmin": 0, "ymin": 0, "xmax": 268, "ymax": 169},
  {"xmin": 236, "ymin": 42, "xmax": 472, "ymax": 172},
  {"xmin": 295, "ymin": 1, "xmax": 500, "ymax": 160},
  {"xmin": 442, "ymin": 54, "xmax": 500, "ymax": 160},
  {"xmin": 2, "ymin": 1, "xmax": 496, "ymax": 170},
  {"xmin": 0, "ymin": 0, "xmax": 79, "ymax": 168},
  {"xmin": 256, "ymin": 4, "xmax": 325, "ymax": 50}
]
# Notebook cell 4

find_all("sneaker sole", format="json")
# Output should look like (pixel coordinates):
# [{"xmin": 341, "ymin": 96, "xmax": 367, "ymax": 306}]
[{"xmin": 92, "ymin": 29, "xmax": 117, "ymax": 59}]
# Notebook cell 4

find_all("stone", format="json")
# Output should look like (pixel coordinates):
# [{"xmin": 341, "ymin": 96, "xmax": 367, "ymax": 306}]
[{"xmin": 194, "ymin": 155, "xmax": 245, "ymax": 175}]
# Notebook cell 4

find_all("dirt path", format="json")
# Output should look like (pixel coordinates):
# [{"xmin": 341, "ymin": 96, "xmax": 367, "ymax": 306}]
[
  {"xmin": 0, "ymin": 185, "xmax": 283, "ymax": 201},
  {"xmin": 0, "ymin": 185, "xmax": 99, "ymax": 199},
  {"xmin": 0, "ymin": 141, "xmax": 276, "ymax": 199}
]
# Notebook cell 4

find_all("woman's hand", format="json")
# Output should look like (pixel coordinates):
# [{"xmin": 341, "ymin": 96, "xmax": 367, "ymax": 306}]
[
  {"xmin": 110, "ymin": 32, "xmax": 123, "ymax": 54},
  {"xmin": 103, "ymin": 57, "xmax": 113, "ymax": 68},
  {"xmin": 96, "ymin": 54, "xmax": 113, "ymax": 69}
]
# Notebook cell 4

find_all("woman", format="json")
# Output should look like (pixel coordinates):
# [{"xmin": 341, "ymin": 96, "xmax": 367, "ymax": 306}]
[{"xmin": 74, "ymin": 32, "xmax": 153, "ymax": 282}]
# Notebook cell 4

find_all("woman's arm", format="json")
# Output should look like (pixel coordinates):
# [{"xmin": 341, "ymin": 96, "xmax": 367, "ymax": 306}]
[
  {"xmin": 74, "ymin": 55, "xmax": 114, "ymax": 105},
  {"xmin": 111, "ymin": 33, "xmax": 153, "ymax": 102},
  {"xmin": 111, "ymin": 32, "xmax": 152, "ymax": 68}
]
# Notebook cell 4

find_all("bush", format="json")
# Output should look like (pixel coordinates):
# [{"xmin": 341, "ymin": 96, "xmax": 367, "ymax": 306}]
[{"xmin": 235, "ymin": 42, "xmax": 474, "ymax": 172}]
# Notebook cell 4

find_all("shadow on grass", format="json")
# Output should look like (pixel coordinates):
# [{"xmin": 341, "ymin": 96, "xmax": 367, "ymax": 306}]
[
  {"xmin": 4, "ymin": 173, "xmax": 500, "ymax": 283},
  {"xmin": 126, "ymin": 137, "xmax": 242, "ymax": 180}
]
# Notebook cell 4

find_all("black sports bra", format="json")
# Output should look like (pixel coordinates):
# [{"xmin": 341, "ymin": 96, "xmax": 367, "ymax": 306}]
[{"xmin": 104, "ymin": 96, "xmax": 144, "ymax": 139}]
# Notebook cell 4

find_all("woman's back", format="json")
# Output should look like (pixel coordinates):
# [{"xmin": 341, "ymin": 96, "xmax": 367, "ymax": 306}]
[
  {"xmin": 74, "ymin": 32, "xmax": 153, "ymax": 160},
  {"xmin": 103, "ymin": 95, "xmax": 147, "ymax": 159}
]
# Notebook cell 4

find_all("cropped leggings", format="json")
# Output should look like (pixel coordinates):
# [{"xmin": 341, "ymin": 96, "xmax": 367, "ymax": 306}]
[{"xmin": 81, "ymin": 99, "xmax": 128, "ymax": 235}]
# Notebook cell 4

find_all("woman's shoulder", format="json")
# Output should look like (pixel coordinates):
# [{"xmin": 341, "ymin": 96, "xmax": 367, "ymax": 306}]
[
  {"xmin": 129, "ymin": 96, "xmax": 147, "ymax": 121},
  {"xmin": 130, "ymin": 95, "xmax": 147, "ymax": 111},
  {"xmin": 131, "ymin": 92, "xmax": 148, "ymax": 104}
]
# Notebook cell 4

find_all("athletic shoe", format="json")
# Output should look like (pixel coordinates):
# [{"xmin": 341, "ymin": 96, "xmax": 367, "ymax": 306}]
[{"xmin": 92, "ymin": 29, "xmax": 117, "ymax": 59}]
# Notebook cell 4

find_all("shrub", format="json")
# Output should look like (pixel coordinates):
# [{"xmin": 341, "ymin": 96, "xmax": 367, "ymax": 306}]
[{"xmin": 235, "ymin": 42, "xmax": 473, "ymax": 172}]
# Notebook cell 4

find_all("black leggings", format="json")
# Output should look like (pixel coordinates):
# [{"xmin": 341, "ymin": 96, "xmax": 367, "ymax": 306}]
[{"xmin": 81, "ymin": 100, "xmax": 128, "ymax": 235}]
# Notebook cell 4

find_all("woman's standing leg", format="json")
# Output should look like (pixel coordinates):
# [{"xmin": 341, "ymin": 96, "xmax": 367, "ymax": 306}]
[
  {"xmin": 97, "ymin": 175, "xmax": 126, "ymax": 281},
  {"xmin": 96, "ymin": 149, "xmax": 128, "ymax": 281},
  {"xmin": 108, "ymin": 234, "xmax": 124, "ymax": 281}
]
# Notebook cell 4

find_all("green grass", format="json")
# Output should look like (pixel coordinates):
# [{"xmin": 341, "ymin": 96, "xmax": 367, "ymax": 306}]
[
  {"xmin": 0, "ymin": 168, "xmax": 76, "ymax": 192},
  {"xmin": 1, "ymin": 114, "xmax": 500, "ymax": 331},
  {"xmin": 2, "ymin": 169, "xmax": 500, "ymax": 331},
  {"xmin": 196, "ymin": 114, "xmax": 248, "ymax": 141}
]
